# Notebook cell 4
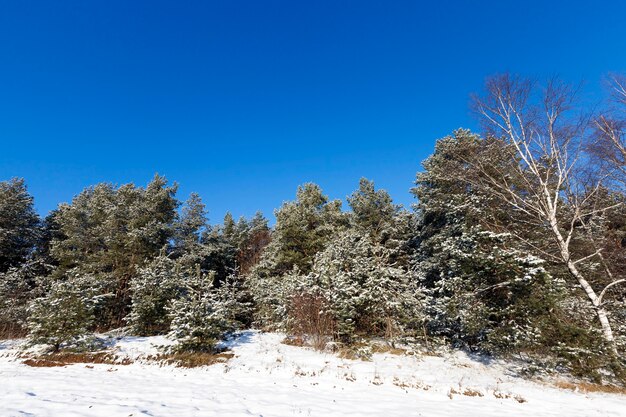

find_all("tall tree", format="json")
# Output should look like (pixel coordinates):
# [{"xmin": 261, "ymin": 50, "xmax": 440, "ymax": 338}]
[
  {"xmin": 413, "ymin": 130, "xmax": 564, "ymax": 353},
  {"xmin": 256, "ymin": 183, "xmax": 346, "ymax": 276},
  {"xmin": 49, "ymin": 175, "xmax": 179, "ymax": 328},
  {"xmin": 592, "ymin": 74, "xmax": 626, "ymax": 190},
  {"xmin": 248, "ymin": 183, "xmax": 346, "ymax": 327},
  {"xmin": 171, "ymin": 192, "xmax": 208, "ymax": 266},
  {"xmin": 0, "ymin": 178, "xmax": 40, "ymax": 272},
  {"xmin": 347, "ymin": 178, "xmax": 399, "ymax": 240},
  {"xmin": 472, "ymin": 74, "xmax": 625, "ymax": 351}
]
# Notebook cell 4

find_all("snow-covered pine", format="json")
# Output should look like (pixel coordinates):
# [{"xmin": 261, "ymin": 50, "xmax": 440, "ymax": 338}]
[
  {"xmin": 413, "ymin": 131, "xmax": 563, "ymax": 353},
  {"xmin": 127, "ymin": 254, "xmax": 187, "ymax": 336},
  {"xmin": 27, "ymin": 269, "xmax": 99, "ymax": 351},
  {"xmin": 0, "ymin": 260, "xmax": 49, "ymax": 337},
  {"xmin": 167, "ymin": 272, "xmax": 245, "ymax": 352},
  {"xmin": 295, "ymin": 230, "xmax": 422, "ymax": 344},
  {"xmin": 0, "ymin": 178, "xmax": 40, "ymax": 273}
]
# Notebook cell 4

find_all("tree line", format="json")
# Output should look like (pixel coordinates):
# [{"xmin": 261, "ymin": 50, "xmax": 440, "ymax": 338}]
[{"xmin": 1, "ymin": 74, "xmax": 625, "ymax": 383}]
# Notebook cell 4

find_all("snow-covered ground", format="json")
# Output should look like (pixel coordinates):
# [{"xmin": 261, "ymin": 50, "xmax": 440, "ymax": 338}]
[{"xmin": 0, "ymin": 331, "xmax": 624, "ymax": 417}]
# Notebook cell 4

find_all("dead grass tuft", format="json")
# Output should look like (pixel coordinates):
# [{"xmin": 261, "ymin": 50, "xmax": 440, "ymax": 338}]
[
  {"xmin": 462, "ymin": 388, "xmax": 484, "ymax": 397},
  {"xmin": 554, "ymin": 380, "xmax": 626, "ymax": 395},
  {"xmin": 281, "ymin": 336, "xmax": 305, "ymax": 347},
  {"xmin": 371, "ymin": 345, "xmax": 407, "ymax": 356},
  {"xmin": 23, "ymin": 351, "xmax": 131, "ymax": 367},
  {"xmin": 493, "ymin": 390, "xmax": 511, "ymax": 399},
  {"xmin": 514, "ymin": 394, "xmax": 527, "ymax": 403},
  {"xmin": 153, "ymin": 351, "xmax": 235, "ymax": 368},
  {"xmin": 392, "ymin": 377, "xmax": 431, "ymax": 391}
]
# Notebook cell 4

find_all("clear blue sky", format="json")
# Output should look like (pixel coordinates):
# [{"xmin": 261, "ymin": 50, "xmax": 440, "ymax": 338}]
[{"xmin": 1, "ymin": 1, "xmax": 625, "ymax": 223}]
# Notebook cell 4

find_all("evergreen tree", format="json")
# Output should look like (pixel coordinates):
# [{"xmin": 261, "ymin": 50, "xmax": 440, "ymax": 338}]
[
  {"xmin": 219, "ymin": 212, "xmax": 271, "ymax": 275},
  {"xmin": 27, "ymin": 270, "xmax": 98, "ymax": 351},
  {"xmin": 200, "ymin": 225, "xmax": 237, "ymax": 284},
  {"xmin": 259, "ymin": 183, "xmax": 346, "ymax": 276},
  {"xmin": 0, "ymin": 178, "xmax": 40, "ymax": 273},
  {"xmin": 347, "ymin": 178, "xmax": 399, "ymax": 240},
  {"xmin": 248, "ymin": 183, "xmax": 346, "ymax": 327},
  {"xmin": 0, "ymin": 260, "xmax": 49, "ymax": 337},
  {"xmin": 127, "ymin": 254, "xmax": 186, "ymax": 335},
  {"xmin": 171, "ymin": 192, "xmax": 208, "ymax": 266},
  {"xmin": 48, "ymin": 175, "xmax": 179, "ymax": 328},
  {"xmin": 168, "ymin": 272, "xmax": 244, "ymax": 352},
  {"xmin": 296, "ymin": 230, "xmax": 421, "ymax": 344},
  {"xmin": 413, "ymin": 130, "xmax": 569, "ymax": 353}
]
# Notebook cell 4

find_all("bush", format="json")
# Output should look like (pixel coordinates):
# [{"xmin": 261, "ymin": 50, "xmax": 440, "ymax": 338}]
[{"xmin": 287, "ymin": 292, "xmax": 335, "ymax": 350}]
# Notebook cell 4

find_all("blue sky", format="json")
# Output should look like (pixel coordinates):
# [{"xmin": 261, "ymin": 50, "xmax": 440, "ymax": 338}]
[{"xmin": 1, "ymin": 1, "xmax": 625, "ymax": 223}]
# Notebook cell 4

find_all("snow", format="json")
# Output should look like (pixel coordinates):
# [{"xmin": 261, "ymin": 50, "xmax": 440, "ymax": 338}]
[{"xmin": 1, "ymin": 331, "xmax": 624, "ymax": 417}]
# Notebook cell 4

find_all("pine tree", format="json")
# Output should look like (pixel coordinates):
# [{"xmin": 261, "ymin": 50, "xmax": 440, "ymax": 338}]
[
  {"xmin": 236, "ymin": 212, "xmax": 271, "ymax": 275},
  {"xmin": 0, "ymin": 260, "xmax": 49, "ymax": 337},
  {"xmin": 171, "ymin": 192, "xmax": 208, "ymax": 267},
  {"xmin": 167, "ymin": 272, "xmax": 243, "ymax": 352},
  {"xmin": 297, "ymin": 230, "xmax": 421, "ymax": 344},
  {"xmin": 48, "ymin": 175, "xmax": 179, "ymax": 329},
  {"xmin": 258, "ymin": 183, "xmax": 346, "ymax": 276},
  {"xmin": 0, "ymin": 178, "xmax": 40, "ymax": 273},
  {"xmin": 347, "ymin": 178, "xmax": 399, "ymax": 240},
  {"xmin": 248, "ymin": 183, "xmax": 346, "ymax": 327},
  {"xmin": 413, "ymin": 130, "xmax": 566, "ymax": 353},
  {"xmin": 27, "ymin": 270, "xmax": 98, "ymax": 351},
  {"xmin": 127, "ymin": 255, "xmax": 186, "ymax": 335}
]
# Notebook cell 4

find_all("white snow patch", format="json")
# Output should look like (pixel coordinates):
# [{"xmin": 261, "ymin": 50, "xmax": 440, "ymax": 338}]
[{"xmin": 0, "ymin": 331, "xmax": 624, "ymax": 416}]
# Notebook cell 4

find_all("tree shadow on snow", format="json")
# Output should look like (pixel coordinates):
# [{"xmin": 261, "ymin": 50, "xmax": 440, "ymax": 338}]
[{"xmin": 220, "ymin": 330, "xmax": 256, "ymax": 349}]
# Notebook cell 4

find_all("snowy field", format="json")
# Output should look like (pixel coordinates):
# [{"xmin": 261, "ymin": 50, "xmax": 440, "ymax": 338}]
[{"xmin": 0, "ymin": 331, "xmax": 624, "ymax": 417}]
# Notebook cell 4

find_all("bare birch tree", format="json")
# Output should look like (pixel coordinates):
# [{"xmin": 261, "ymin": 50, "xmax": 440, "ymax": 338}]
[
  {"xmin": 471, "ymin": 74, "xmax": 625, "ymax": 352},
  {"xmin": 593, "ymin": 74, "xmax": 626, "ymax": 190}
]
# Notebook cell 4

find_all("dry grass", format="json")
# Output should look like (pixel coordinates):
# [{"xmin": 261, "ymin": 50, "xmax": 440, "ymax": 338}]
[
  {"xmin": 447, "ymin": 387, "xmax": 459, "ymax": 399},
  {"xmin": 23, "ymin": 351, "xmax": 131, "ymax": 367},
  {"xmin": 392, "ymin": 377, "xmax": 431, "ymax": 391},
  {"xmin": 281, "ymin": 336, "xmax": 305, "ymax": 347},
  {"xmin": 371, "ymin": 345, "xmax": 408, "ymax": 356},
  {"xmin": 22, "ymin": 348, "xmax": 235, "ymax": 369},
  {"xmin": 336, "ymin": 347, "xmax": 371, "ymax": 361},
  {"xmin": 0, "ymin": 324, "xmax": 27, "ymax": 340},
  {"xmin": 492, "ymin": 390, "xmax": 526, "ymax": 403},
  {"xmin": 448, "ymin": 386, "xmax": 486, "ymax": 399},
  {"xmin": 462, "ymin": 388, "xmax": 484, "ymax": 397},
  {"xmin": 493, "ymin": 390, "xmax": 511, "ymax": 399},
  {"xmin": 513, "ymin": 394, "xmax": 527, "ymax": 403},
  {"xmin": 152, "ymin": 351, "xmax": 235, "ymax": 368},
  {"xmin": 554, "ymin": 380, "xmax": 626, "ymax": 395},
  {"xmin": 336, "ymin": 348, "xmax": 358, "ymax": 360}
]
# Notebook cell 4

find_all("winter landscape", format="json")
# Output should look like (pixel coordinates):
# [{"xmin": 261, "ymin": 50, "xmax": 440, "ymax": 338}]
[
  {"xmin": 2, "ymin": 2, "xmax": 626, "ymax": 417},
  {"xmin": 2, "ymin": 331, "xmax": 625, "ymax": 417}
]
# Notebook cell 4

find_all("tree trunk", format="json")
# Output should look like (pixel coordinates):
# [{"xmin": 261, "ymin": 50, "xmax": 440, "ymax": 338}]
[
  {"xmin": 549, "ymin": 215, "xmax": 617, "ymax": 352},
  {"xmin": 566, "ymin": 259, "xmax": 616, "ymax": 350}
]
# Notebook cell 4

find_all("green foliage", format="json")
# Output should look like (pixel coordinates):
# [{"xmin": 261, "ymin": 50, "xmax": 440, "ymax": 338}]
[
  {"xmin": 347, "ymin": 178, "xmax": 399, "ymax": 240},
  {"xmin": 48, "ymin": 175, "xmax": 179, "ymax": 328},
  {"xmin": 0, "ymin": 260, "xmax": 49, "ymax": 337},
  {"xmin": 168, "ymin": 273, "xmax": 245, "ymax": 352},
  {"xmin": 221, "ymin": 212, "xmax": 271, "ymax": 275},
  {"xmin": 413, "ymin": 130, "xmax": 563, "ymax": 353},
  {"xmin": 248, "ymin": 183, "xmax": 347, "ymax": 328},
  {"xmin": 27, "ymin": 271, "xmax": 97, "ymax": 351},
  {"xmin": 0, "ymin": 178, "xmax": 40, "ymax": 272},
  {"xmin": 127, "ymin": 255, "xmax": 186, "ymax": 336},
  {"xmin": 171, "ymin": 192, "xmax": 208, "ymax": 266},
  {"xmin": 298, "ymin": 230, "xmax": 422, "ymax": 344},
  {"xmin": 258, "ymin": 183, "xmax": 346, "ymax": 276}
]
